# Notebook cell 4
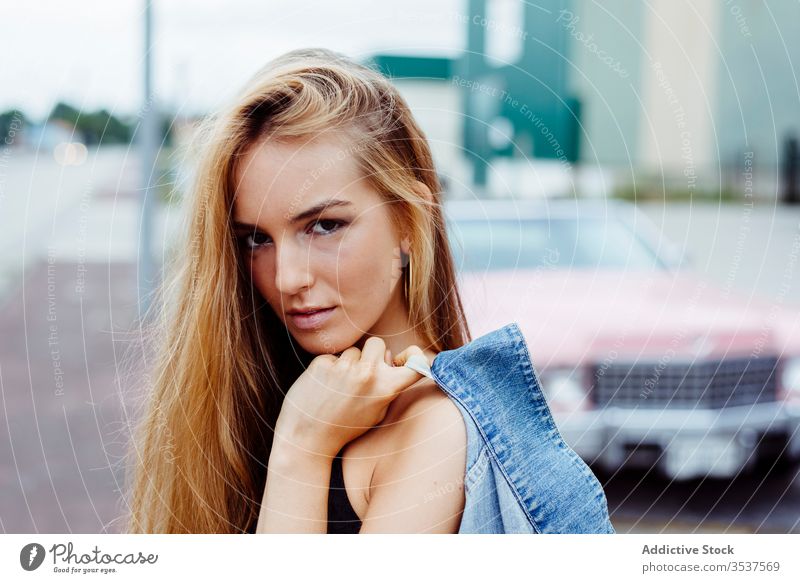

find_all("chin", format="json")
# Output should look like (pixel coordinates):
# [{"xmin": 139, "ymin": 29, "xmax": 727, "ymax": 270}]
[{"xmin": 291, "ymin": 325, "xmax": 359, "ymax": 356}]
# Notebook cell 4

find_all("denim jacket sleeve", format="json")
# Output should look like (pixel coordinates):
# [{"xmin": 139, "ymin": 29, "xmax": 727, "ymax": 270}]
[{"xmin": 406, "ymin": 321, "xmax": 615, "ymax": 534}]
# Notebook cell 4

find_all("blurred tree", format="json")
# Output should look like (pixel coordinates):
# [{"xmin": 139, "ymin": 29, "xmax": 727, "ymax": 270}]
[
  {"xmin": 82, "ymin": 108, "xmax": 133, "ymax": 145},
  {"xmin": 5, "ymin": 102, "xmax": 175, "ymax": 148},
  {"xmin": 0, "ymin": 109, "xmax": 27, "ymax": 143},
  {"xmin": 50, "ymin": 101, "xmax": 81, "ymax": 126},
  {"xmin": 49, "ymin": 102, "xmax": 135, "ymax": 145}
]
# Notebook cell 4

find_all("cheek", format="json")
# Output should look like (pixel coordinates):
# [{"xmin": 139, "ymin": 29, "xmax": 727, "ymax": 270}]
[
  {"xmin": 247, "ymin": 255, "xmax": 276, "ymax": 303},
  {"xmin": 333, "ymin": 226, "xmax": 399, "ymax": 298},
  {"xmin": 243, "ymin": 221, "xmax": 400, "ymax": 305}
]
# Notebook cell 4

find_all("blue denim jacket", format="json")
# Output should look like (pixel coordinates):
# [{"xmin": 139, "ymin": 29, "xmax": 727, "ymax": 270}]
[{"xmin": 405, "ymin": 322, "xmax": 615, "ymax": 534}]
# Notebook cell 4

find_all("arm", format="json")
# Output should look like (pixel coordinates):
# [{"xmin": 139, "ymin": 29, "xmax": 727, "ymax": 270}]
[
  {"xmin": 254, "ymin": 422, "xmax": 334, "ymax": 534},
  {"xmin": 359, "ymin": 388, "xmax": 467, "ymax": 533},
  {"xmin": 253, "ymin": 339, "xmax": 427, "ymax": 533}
]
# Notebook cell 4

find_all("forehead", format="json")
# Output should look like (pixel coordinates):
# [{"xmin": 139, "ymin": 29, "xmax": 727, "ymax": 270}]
[{"xmin": 233, "ymin": 132, "xmax": 373, "ymax": 223}]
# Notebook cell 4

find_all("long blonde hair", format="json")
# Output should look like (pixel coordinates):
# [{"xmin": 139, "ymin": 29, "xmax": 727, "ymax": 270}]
[{"xmin": 123, "ymin": 48, "xmax": 471, "ymax": 533}]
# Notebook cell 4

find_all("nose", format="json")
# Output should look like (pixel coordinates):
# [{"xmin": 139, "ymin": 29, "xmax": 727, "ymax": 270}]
[{"xmin": 274, "ymin": 238, "xmax": 314, "ymax": 295}]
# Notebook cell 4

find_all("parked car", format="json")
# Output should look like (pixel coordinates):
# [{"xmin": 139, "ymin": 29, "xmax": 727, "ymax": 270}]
[{"xmin": 444, "ymin": 198, "xmax": 800, "ymax": 480}]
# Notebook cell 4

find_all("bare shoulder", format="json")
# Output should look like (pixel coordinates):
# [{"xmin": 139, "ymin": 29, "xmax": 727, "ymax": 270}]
[
  {"xmin": 355, "ymin": 379, "xmax": 468, "ymax": 532},
  {"xmin": 382, "ymin": 379, "xmax": 467, "ymax": 444}
]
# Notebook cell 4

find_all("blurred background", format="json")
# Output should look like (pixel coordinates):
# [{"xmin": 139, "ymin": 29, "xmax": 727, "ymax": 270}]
[{"xmin": 2, "ymin": 0, "xmax": 800, "ymax": 533}]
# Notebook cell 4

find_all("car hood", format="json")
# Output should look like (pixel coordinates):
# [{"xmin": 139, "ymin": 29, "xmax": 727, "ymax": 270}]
[{"xmin": 458, "ymin": 269, "xmax": 800, "ymax": 369}]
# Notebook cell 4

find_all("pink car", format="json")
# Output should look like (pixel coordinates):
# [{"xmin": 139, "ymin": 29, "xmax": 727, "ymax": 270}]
[{"xmin": 446, "ymin": 198, "xmax": 800, "ymax": 480}]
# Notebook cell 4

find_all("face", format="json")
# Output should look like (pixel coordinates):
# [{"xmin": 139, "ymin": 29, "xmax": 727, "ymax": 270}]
[{"xmin": 232, "ymin": 133, "xmax": 410, "ymax": 354}]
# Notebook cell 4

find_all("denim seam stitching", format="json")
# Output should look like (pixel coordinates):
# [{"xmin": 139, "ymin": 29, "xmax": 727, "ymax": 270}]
[
  {"xmin": 508, "ymin": 322, "xmax": 614, "ymax": 530},
  {"xmin": 464, "ymin": 444, "xmax": 490, "ymax": 493},
  {"xmin": 432, "ymin": 351, "xmax": 541, "ymax": 534}
]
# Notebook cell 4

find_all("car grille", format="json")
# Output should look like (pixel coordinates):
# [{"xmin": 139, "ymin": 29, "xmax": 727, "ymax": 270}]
[{"xmin": 590, "ymin": 356, "xmax": 779, "ymax": 408}]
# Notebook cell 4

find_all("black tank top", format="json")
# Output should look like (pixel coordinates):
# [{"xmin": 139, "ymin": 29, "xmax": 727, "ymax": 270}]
[
  {"xmin": 247, "ymin": 446, "xmax": 362, "ymax": 534},
  {"xmin": 327, "ymin": 446, "xmax": 362, "ymax": 533}
]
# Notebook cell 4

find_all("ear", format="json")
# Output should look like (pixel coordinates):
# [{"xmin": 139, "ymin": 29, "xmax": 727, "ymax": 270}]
[
  {"xmin": 411, "ymin": 180, "xmax": 434, "ymax": 203},
  {"xmin": 400, "ymin": 235, "xmax": 411, "ymax": 255}
]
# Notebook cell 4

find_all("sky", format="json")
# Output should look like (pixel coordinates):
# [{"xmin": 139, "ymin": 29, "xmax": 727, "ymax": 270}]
[{"xmin": 0, "ymin": 0, "xmax": 466, "ymax": 120}]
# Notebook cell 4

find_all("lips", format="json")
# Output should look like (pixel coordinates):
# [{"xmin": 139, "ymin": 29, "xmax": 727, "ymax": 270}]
[
  {"xmin": 287, "ymin": 307, "xmax": 332, "ymax": 316},
  {"xmin": 287, "ymin": 306, "xmax": 336, "ymax": 330}
]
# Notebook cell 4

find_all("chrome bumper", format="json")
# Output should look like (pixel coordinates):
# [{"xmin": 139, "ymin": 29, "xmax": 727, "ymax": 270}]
[{"xmin": 555, "ymin": 401, "xmax": 800, "ymax": 480}]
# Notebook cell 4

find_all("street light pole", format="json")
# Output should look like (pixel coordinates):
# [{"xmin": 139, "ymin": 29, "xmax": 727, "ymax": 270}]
[{"xmin": 138, "ymin": 0, "xmax": 159, "ymax": 318}]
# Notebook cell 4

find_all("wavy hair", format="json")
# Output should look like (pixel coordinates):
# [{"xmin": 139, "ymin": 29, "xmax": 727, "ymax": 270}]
[{"xmin": 123, "ymin": 48, "xmax": 471, "ymax": 533}]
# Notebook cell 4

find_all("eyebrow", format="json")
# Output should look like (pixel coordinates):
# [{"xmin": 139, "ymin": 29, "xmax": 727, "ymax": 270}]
[{"xmin": 233, "ymin": 198, "xmax": 354, "ymax": 231}]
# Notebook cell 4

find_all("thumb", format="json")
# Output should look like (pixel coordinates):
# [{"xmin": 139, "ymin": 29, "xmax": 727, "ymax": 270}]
[
  {"xmin": 377, "ymin": 344, "xmax": 427, "ymax": 397},
  {"xmin": 391, "ymin": 344, "xmax": 426, "ymax": 367}
]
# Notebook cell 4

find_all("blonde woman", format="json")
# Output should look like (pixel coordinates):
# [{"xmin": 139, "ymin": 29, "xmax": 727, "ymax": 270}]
[
  {"xmin": 124, "ymin": 47, "xmax": 615, "ymax": 535},
  {"xmin": 125, "ymin": 48, "xmax": 473, "ymax": 534}
]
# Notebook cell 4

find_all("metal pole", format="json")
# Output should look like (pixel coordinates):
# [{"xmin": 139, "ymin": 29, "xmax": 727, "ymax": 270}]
[
  {"xmin": 782, "ymin": 135, "xmax": 799, "ymax": 205},
  {"xmin": 138, "ymin": 0, "xmax": 159, "ymax": 317}
]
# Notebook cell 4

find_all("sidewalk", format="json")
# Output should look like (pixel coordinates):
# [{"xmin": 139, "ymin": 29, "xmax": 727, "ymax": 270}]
[
  {"xmin": 0, "ymin": 254, "xmax": 141, "ymax": 532},
  {"xmin": 0, "ymin": 149, "xmax": 177, "ymax": 532}
]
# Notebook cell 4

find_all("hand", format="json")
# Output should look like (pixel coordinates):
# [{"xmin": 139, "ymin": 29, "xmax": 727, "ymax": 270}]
[{"xmin": 273, "ymin": 337, "xmax": 427, "ymax": 458}]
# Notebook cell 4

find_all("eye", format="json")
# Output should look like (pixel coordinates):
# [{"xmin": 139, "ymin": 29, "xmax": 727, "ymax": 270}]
[
  {"xmin": 240, "ymin": 231, "xmax": 271, "ymax": 250},
  {"xmin": 308, "ymin": 219, "xmax": 346, "ymax": 236},
  {"xmin": 237, "ymin": 219, "xmax": 346, "ymax": 252}
]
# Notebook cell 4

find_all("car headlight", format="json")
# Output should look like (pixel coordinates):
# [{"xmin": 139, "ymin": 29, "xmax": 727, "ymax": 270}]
[
  {"xmin": 538, "ymin": 368, "xmax": 589, "ymax": 411},
  {"xmin": 781, "ymin": 357, "xmax": 800, "ymax": 395}
]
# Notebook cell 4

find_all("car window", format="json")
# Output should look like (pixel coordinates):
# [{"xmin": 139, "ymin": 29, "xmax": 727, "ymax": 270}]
[{"xmin": 447, "ymin": 217, "xmax": 667, "ymax": 271}]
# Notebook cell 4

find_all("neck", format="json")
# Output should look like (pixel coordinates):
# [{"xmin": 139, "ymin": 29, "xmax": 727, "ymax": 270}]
[{"xmin": 356, "ymin": 288, "xmax": 437, "ymax": 365}]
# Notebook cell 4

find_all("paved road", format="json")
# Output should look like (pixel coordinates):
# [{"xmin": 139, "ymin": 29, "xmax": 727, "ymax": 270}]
[
  {"xmin": 600, "ymin": 464, "xmax": 800, "ymax": 533},
  {"xmin": 0, "ymin": 258, "xmax": 140, "ymax": 532},
  {"xmin": 0, "ymin": 147, "xmax": 164, "ymax": 532},
  {"xmin": 0, "ymin": 145, "xmax": 141, "ymax": 301}
]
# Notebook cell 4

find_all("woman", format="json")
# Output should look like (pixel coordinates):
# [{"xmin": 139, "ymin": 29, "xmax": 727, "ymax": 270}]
[{"xmin": 124, "ymin": 47, "xmax": 473, "ymax": 533}]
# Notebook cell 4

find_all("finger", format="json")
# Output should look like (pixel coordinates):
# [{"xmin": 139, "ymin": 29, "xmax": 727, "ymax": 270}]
[
  {"xmin": 381, "ymin": 345, "xmax": 426, "ymax": 394},
  {"xmin": 337, "ymin": 346, "xmax": 361, "ymax": 363},
  {"xmin": 391, "ymin": 344, "xmax": 426, "ymax": 367},
  {"xmin": 309, "ymin": 354, "xmax": 337, "ymax": 375},
  {"xmin": 380, "ymin": 364, "xmax": 424, "ymax": 398},
  {"xmin": 360, "ymin": 336, "xmax": 386, "ymax": 368},
  {"xmin": 313, "ymin": 354, "xmax": 338, "ymax": 365},
  {"xmin": 384, "ymin": 348, "xmax": 392, "ymax": 366}
]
